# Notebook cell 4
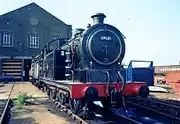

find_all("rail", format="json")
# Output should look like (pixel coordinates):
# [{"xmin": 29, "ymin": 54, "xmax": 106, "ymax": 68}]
[
  {"xmin": 127, "ymin": 97, "xmax": 180, "ymax": 123},
  {"xmin": 150, "ymin": 97, "xmax": 180, "ymax": 107},
  {"xmin": 0, "ymin": 82, "xmax": 15, "ymax": 124}
]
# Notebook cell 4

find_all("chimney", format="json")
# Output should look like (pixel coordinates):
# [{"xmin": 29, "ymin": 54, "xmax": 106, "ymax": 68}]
[{"xmin": 91, "ymin": 13, "xmax": 106, "ymax": 24}]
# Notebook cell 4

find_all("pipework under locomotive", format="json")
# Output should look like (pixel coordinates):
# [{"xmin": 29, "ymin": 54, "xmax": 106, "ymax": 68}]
[{"xmin": 30, "ymin": 13, "xmax": 149, "ymax": 116}]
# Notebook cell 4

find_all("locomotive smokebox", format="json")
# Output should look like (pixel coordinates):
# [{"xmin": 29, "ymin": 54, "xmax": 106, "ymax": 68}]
[{"xmin": 91, "ymin": 13, "xmax": 106, "ymax": 24}]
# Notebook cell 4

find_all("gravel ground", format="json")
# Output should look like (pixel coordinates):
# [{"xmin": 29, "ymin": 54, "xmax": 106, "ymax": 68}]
[
  {"xmin": 9, "ymin": 98, "xmax": 72, "ymax": 124},
  {"xmin": 0, "ymin": 82, "xmax": 73, "ymax": 124}
]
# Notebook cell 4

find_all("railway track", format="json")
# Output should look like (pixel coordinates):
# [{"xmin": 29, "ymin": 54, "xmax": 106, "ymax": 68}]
[
  {"xmin": 37, "ymin": 85, "xmax": 144, "ymax": 124},
  {"xmin": 127, "ymin": 96, "xmax": 180, "ymax": 124},
  {"xmin": 0, "ymin": 82, "xmax": 15, "ymax": 124},
  {"xmin": 150, "ymin": 97, "xmax": 180, "ymax": 107},
  {"xmin": 35, "ymin": 84, "xmax": 180, "ymax": 124},
  {"xmin": 49, "ymin": 99, "xmax": 143, "ymax": 124}
]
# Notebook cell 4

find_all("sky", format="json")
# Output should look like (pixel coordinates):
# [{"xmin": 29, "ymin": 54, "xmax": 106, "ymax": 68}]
[{"xmin": 0, "ymin": 0, "xmax": 180, "ymax": 66}]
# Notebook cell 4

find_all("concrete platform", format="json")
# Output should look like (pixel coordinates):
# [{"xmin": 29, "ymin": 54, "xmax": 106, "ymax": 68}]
[
  {"xmin": 149, "ymin": 86, "xmax": 169, "ymax": 93},
  {"xmin": 0, "ymin": 83, "xmax": 14, "ymax": 99},
  {"xmin": 0, "ymin": 82, "xmax": 48, "ymax": 100}
]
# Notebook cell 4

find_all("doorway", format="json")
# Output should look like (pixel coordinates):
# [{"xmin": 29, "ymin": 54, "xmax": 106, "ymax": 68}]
[{"xmin": 23, "ymin": 59, "xmax": 32, "ymax": 81}]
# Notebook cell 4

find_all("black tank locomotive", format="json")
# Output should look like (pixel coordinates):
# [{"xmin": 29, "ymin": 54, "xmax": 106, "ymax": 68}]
[{"xmin": 30, "ymin": 13, "xmax": 149, "ymax": 117}]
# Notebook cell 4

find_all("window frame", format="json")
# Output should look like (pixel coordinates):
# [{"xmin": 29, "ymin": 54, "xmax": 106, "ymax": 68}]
[
  {"xmin": 28, "ymin": 33, "xmax": 40, "ymax": 49},
  {"xmin": 0, "ymin": 31, "xmax": 13, "ymax": 47}
]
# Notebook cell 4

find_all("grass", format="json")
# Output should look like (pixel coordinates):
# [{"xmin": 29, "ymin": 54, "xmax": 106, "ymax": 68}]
[{"xmin": 13, "ymin": 92, "xmax": 33, "ymax": 109}]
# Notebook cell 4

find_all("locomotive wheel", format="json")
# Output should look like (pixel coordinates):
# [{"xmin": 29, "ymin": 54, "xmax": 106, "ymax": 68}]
[
  {"xmin": 55, "ymin": 92, "xmax": 59, "ymax": 101},
  {"xmin": 31, "ymin": 79, "xmax": 34, "ymax": 85},
  {"xmin": 33, "ymin": 80, "xmax": 37, "ymax": 86},
  {"xmin": 41, "ymin": 84, "xmax": 45, "ymax": 91},
  {"xmin": 49, "ymin": 89, "xmax": 56, "ymax": 100},
  {"xmin": 37, "ymin": 84, "xmax": 41, "ymax": 89},
  {"xmin": 42, "ymin": 85, "xmax": 47, "ymax": 92},
  {"xmin": 47, "ymin": 87, "xmax": 50, "ymax": 95},
  {"xmin": 69, "ymin": 99, "xmax": 83, "ymax": 114},
  {"xmin": 58, "ymin": 93, "xmax": 66, "ymax": 105},
  {"xmin": 37, "ymin": 82, "xmax": 42, "ymax": 89}
]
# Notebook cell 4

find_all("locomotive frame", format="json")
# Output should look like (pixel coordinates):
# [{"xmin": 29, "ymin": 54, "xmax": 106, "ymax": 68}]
[{"xmin": 30, "ymin": 13, "xmax": 149, "ymax": 117}]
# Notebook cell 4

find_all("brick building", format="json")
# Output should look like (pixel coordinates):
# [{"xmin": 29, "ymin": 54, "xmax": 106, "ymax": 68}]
[
  {"xmin": 0, "ymin": 2, "xmax": 72, "ymax": 81},
  {"xmin": 154, "ymin": 65, "xmax": 180, "ymax": 84}
]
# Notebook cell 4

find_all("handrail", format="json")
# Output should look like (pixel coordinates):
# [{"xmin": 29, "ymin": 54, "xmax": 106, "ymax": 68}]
[
  {"xmin": 117, "ymin": 71, "xmax": 126, "ymax": 93},
  {"xmin": 71, "ymin": 70, "xmax": 75, "ymax": 83},
  {"xmin": 128, "ymin": 60, "xmax": 153, "ymax": 68},
  {"xmin": 106, "ymin": 71, "xmax": 110, "ymax": 84},
  {"xmin": 106, "ymin": 71, "xmax": 110, "ymax": 94}
]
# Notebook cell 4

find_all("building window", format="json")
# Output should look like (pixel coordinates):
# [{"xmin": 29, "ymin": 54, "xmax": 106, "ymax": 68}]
[
  {"xmin": 28, "ymin": 33, "xmax": 39, "ymax": 48},
  {"xmin": 0, "ymin": 31, "xmax": 13, "ymax": 47}
]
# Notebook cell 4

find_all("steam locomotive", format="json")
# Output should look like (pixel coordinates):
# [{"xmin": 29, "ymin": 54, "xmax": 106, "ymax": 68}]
[{"xmin": 30, "ymin": 13, "xmax": 149, "ymax": 116}]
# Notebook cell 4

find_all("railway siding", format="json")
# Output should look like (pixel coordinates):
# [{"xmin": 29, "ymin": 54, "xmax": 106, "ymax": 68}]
[{"xmin": 127, "ymin": 96, "xmax": 180, "ymax": 124}]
